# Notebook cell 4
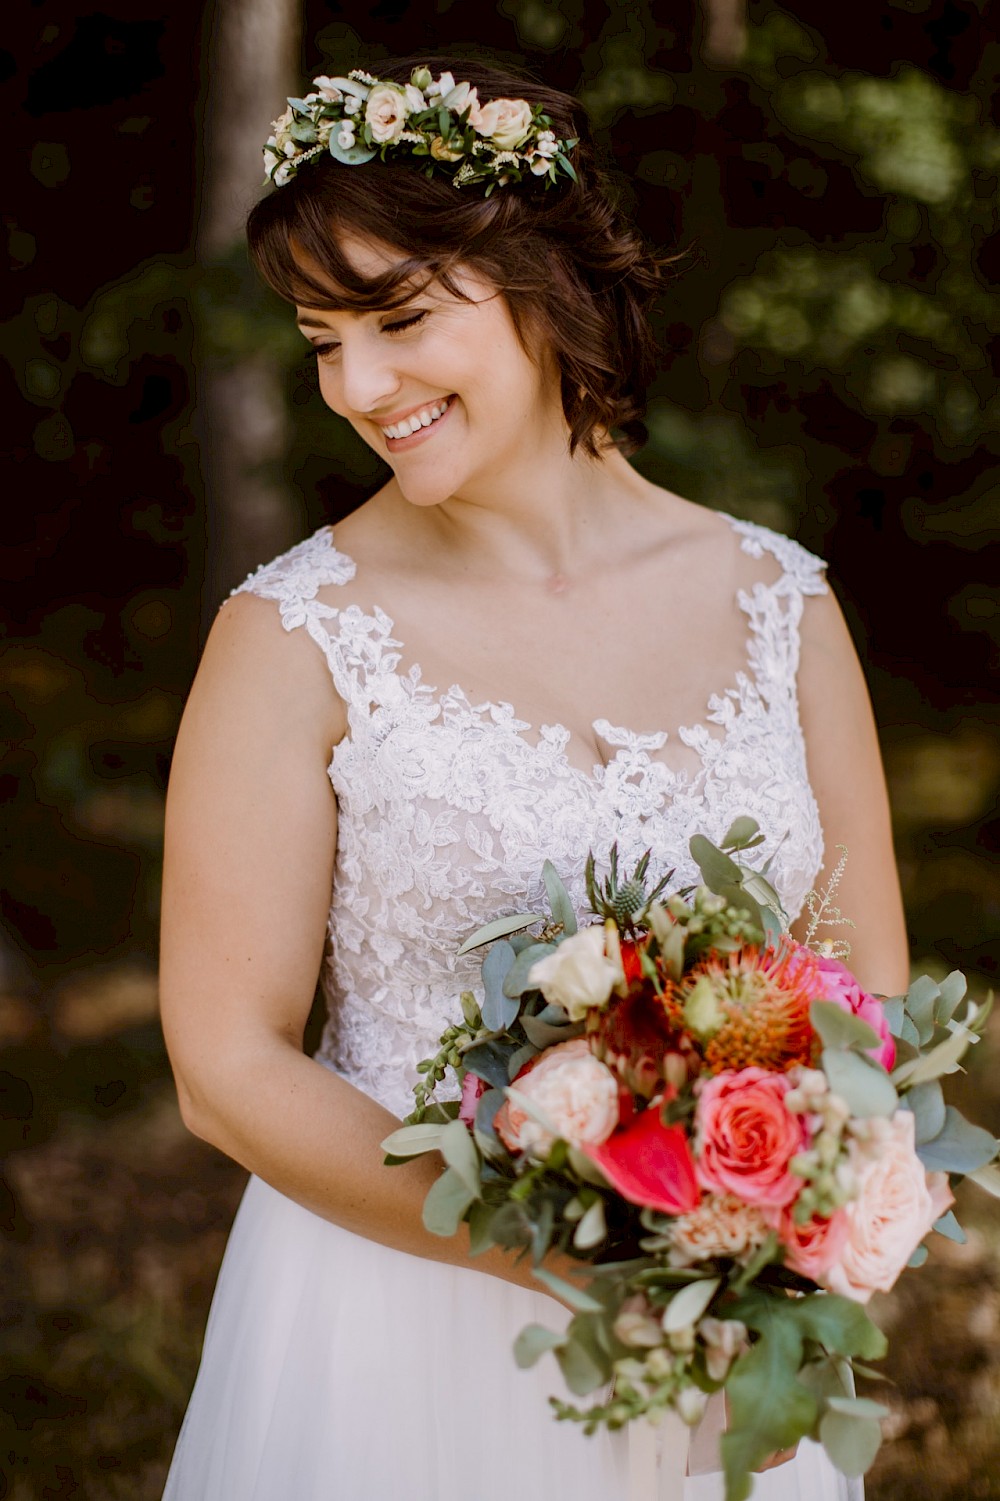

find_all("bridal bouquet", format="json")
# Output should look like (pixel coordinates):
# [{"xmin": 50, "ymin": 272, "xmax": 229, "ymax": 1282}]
[{"xmin": 383, "ymin": 820, "xmax": 998, "ymax": 1501}]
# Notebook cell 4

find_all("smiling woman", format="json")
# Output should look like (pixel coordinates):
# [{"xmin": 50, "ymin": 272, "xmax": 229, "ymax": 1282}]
[{"xmin": 159, "ymin": 51, "xmax": 904, "ymax": 1501}]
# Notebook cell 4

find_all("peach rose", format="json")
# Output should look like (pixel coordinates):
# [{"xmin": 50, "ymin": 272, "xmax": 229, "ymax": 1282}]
[
  {"xmin": 776, "ymin": 1204, "xmax": 851, "ymax": 1281},
  {"xmin": 468, "ymin": 96, "xmax": 533, "ymax": 150},
  {"xmin": 364, "ymin": 84, "xmax": 408, "ymax": 144},
  {"xmin": 825, "ymin": 1111, "xmax": 954, "ymax": 1303},
  {"xmin": 695, "ymin": 1067, "xmax": 809, "ymax": 1208},
  {"xmin": 494, "ymin": 1038, "xmax": 619, "ymax": 1158}
]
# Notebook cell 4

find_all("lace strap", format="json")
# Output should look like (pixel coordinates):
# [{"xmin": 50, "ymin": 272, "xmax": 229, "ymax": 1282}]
[{"xmin": 727, "ymin": 517, "xmax": 828, "ymax": 597}]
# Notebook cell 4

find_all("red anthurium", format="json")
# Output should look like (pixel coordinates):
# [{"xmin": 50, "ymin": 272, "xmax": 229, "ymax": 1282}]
[{"xmin": 584, "ymin": 1101, "xmax": 699, "ymax": 1215}]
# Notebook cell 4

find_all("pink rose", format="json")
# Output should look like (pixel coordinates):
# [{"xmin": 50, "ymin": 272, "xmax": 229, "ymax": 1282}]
[
  {"xmin": 494, "ymin": 1038, "xmax": 619, "ymax": 1158},
  {"xmin": 775, "ymin": 1204, "xmax": 851, "ymax": 1281},
  {"xmin": 825, "ymin": 1111, "xmax": 954, "ymax": 1303},
  {"xmin": 695, "ymin": 1068, "xmax": 809, "ymax": 1208},
  {"xmin": 584, "ymin": 1099, "xmax": 699, "ymax": 1216},
  {"xmin": 811, "ymin": 953, "xmax": 896, "ymax": 1071},
  {"xmin": 458, "ymin": 1071, "xmax": 487, "ymax": 1127}
]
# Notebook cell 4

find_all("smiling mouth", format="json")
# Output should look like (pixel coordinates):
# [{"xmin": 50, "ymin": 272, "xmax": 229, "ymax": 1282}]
[{"xmin": 380, "ymin": 396, "xmax": 455, "ymax": 444}]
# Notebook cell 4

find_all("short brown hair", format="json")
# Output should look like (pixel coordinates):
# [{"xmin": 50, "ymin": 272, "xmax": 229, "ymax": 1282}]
[{"xmin": 247, "ymin": 55, "xmax": 671, "ymax": 457}]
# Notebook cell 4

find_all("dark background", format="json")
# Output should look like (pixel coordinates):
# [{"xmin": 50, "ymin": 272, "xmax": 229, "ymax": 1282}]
[{"xmin": 2, "ymin": 1, "xmax": 998, "ymax": 1497}]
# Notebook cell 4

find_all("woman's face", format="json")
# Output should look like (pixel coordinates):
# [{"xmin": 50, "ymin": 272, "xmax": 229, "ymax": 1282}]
[{"xmin": 295, "ymin": 235, "xmax": 567, "ymax": 508}]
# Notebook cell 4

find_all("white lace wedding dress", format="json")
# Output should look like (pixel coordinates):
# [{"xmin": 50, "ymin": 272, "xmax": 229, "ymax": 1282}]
[{"xmin": 163, "ymin": 514, "xmax": 863, "ymax": 1500}]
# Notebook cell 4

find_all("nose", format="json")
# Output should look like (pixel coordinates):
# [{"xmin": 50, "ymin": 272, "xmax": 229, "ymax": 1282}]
[{"xmin": 337, "ymin": 332, "xmax": 402, "ymax": 417}]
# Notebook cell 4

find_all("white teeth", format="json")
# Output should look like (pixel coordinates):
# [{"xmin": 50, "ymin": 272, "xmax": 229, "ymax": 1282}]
[{"xmin": 382, "ymin": 398, "xmax": 451, "ymax": 440}]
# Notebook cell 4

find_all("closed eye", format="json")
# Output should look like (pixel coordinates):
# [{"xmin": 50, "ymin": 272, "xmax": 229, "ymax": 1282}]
[{"xmin": 384, "ymin": 310, "xmax": 428, "ymax": 335}]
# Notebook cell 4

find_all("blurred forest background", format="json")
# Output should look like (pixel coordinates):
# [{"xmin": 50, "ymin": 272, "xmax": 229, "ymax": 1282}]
[{"xmin": 2, "ymin": 0, "xmax": 998, "ymax": 1496}]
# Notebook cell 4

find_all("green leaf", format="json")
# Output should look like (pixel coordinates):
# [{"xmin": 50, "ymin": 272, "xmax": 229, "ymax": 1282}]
[
  {"xmin": 513, "ymin": 1322, "xmax": 565, "ymax": 1368},
  {"xmin": 689, "ymin": 834, "xmax": 742, "ymax": 893},
  {"xmin": 933, "ymin": 1209, "xmax": 966, "ymax": 1243},
  {"xmin": 439, "ymin": 1118, "xmax": 482, "ymax": 1198},
  {"xmin": 811, "ymin": 1000, "xmax": 881, "ymax": 1053},
  {"xmin": 481, "ymin": 940, "xmax": 518, "ymax": 1030},
  {"xmin": 555, "ymin": 1314, "xmax": 613, "ymax": 1394},
  {"xmin": 503, "ymin": 943, "xmax": 557, "ymax": 998},
  {"xmin": 721, "ymin": 1307, "xmax": 817, "ymax": 1500},
  {"xmin": 507, "ymin": 1042, "xmax": 539, "ymax": 1080},
  {"xmin": 532, "ymin": 1266, "xmax": 604, "ymax": 1312},
  {"xmin": 902, "ymin": 1079, "xmax": 946, "ymax": 1145},
  {"xmin": 572, "ymin": 1198, "xmax": 608, "ymax": 1251},
  {"xmin": 822, "ymin": 1048, "xmax": 898, "ymax": 1118},
  {"xmin": 908, "ymin": 1244, "xmax": 928, "ymax": 1267},
  {"xmin": 819, "ymin": 1409, "xmax": 883, "ymax": 1477},
  {"xmin": 662, "ymin": 1276, "xmax": 721, "ymax": 1333},
  {"xmin": 463, "ymin": 1040, "xmax": 516, "ymax": 1092},
  {"xmin": 721, "ymin": 815, "xmax": 763, "ymax": 850},
  {"xmin": 460, "ymin": 990, "xmax": 481, "ymax": 1027},
  {"xmin": 935, "ymin": 970, "xmax": 968, "ymax": 1024},
  {"xmin": 456, "ymin": 912, "xmax": 542, "ymax": 956},
  {"xmin": 827, "ymin": 1395, "xmax": 890, "ymax": 1420},
  {"xmin": 380, "ymin": 1122, "xmax": 447, "ymax": 1157},
  {"xmin": 521, "ymin": 1012, "xmax": 581, "ymax": 1049},
  {"xmin": 916, "ymin": 1106, "xmax": 998, "ymax": 1174},
  {"xmin": 542, "ymin": 859, "xmax": 578, "ymax": 936},
  {"xmin": 466, "ymin": 1198, "xmax": 498, "ymax": 1255},
  {"xmin": 906, "ymin": 975, "xmax": 941, "ymax": 1045},
  {"xmin": 327, "ymin": 133, "xmax": 378, "ymax": 166},
  {"xmin": 422, "ymin": 1168, "xmax": 475, "ymax": 1236},
  {"xmin": 882, "ymin": 995, "xmax": 905, "ymax": 1037},
  {"xmin": 785, "ymin": 1295, "xmax": 888, "ymax": 1361},
  {"xmin": 892, "ymin": 1024, "xmax": 976, "ymax": 1088}
]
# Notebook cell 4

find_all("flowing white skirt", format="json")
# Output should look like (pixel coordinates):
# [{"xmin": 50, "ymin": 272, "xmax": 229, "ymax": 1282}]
[{"xmin": 163, "ymin": 1175, "xmax": 862, "ymax": 1501}]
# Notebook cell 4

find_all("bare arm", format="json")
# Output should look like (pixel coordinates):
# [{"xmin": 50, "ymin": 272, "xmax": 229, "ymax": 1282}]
[
  {"xmin": 791, "ymin": 585, "xmax": 909, "ymax": 996},
  {"xmin": 159, "ymin": 593, "xmax": 557, "ymax": 1294}
]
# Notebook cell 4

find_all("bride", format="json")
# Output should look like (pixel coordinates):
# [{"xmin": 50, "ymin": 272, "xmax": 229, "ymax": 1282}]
[{"xmin": 160, "ymin": 55, "xmax": 907, "ymax": 1500}]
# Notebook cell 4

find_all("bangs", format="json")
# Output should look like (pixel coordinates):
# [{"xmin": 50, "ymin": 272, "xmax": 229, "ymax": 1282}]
[{"xmin": 250, "ymin": 179, "xmax": 472, "ymax": 314}]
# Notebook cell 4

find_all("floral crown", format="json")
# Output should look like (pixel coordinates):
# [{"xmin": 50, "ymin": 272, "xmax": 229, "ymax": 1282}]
[{"xmin": 262, "ymin": 65, "xmax": 579, "ymax": 194}]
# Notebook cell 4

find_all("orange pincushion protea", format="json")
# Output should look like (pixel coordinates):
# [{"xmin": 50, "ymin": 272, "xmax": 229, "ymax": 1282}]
[{"xmin": 682, "ymin": 942, "xmax": 820, "ymax": 1073}]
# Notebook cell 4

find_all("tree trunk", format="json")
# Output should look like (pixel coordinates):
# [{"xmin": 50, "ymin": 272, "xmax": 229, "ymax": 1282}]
[{"xmin": 197, "ymin": 0, "xmax": 301, "ymax": 631}]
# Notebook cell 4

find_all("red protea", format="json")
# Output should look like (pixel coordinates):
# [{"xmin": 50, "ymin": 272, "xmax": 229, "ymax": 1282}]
[
  {"xmin": 587, "ymin": 939, "xmax": 693, "ymax": 1098},
  {"xmin": 680, "ymin": 941, "xmax": 820, "ymax": 1073}
]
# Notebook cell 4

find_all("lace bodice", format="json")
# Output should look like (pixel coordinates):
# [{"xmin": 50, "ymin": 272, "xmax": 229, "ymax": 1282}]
[{"xmin": 230, "ymin": 515, "xmax": 827, "ymax": 1118}]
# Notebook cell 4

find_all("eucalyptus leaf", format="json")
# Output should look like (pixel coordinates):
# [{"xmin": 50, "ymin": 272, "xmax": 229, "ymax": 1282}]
[
  {"xmin": 555, "ymin": 1325, "xmax": 611, "ymax": 1395},
  {"xmin": 380, "ymin": 1122, "xmax": 447, "ymax": 1157},
  {"xmin": 721, "ymin": 815, "xmax": 762, "ymax": 850},
  {"xmin": 503, "ymin": 943, "xmax": 557, "ymax": 999},
  {"xmin": 882, "ymin": 995, "xmax": 905, "ymax": 1038},
  {"xmin": 521, "ymin": 1012, "xmax": 582, "ymax": 1049},
  {"xmin": 422, "ymin": 1168, "xmax": 475, "ymax": 1237},
  {"xmin": 481, "ymin": 939, "xmax": 518, "ymax": 1030},
  {"xmin": 935, "ymin": 970, "xmax": 968, "ymax": 1024},
  {"xmin": 456, "ymin": 912, "xmax": 542, "ymax": 957},
  {"xmin": 901, "ymin": 1079, "xmax": 946, "ymax": 1145},
  {"xmin": 662, "ymin": 1276, "xmax": 721, "ymax": 1333},
  {"xmin": 933, "ymin": 1209, "xmax": 967, "ymax": 1243},
  {"xmin": 826, "ymin": 1395, "xmax": 890, "ymax": 1420},
  {"xmin": 893, "ymin": 1026, "xmax": 975, "ymax": 1088},
  {"xmin": 532, "ymin": 1266, "xmax": 604, "ymax": 1312},
  {"xmin": 900, "ymin": 1014, "xmax": 921, "ymax": 1047},
  {"xmin": 819, "ymin": 1410, "xmax": 883, "ymax": 1477},
  {"xmin": 513, "ymin": 1322, "xmax": 565, "ymax": 1368},
  {"xmin": 439, "ymin": 1118, "xmax": 482, "ymax": 1198},
  {"xmin": 463, "ymin": 1040, "xmax": 516, "ymax": 1092},
  {"xmin": 542, "ymin": 859, "xmax": 578, "ymax": 936},
  {"xmin": 507, "ymin": 1042, "xmax": 539, "ymax": 1080},
  {"xmin": 720, "ymin": 1311, "xmax": 817, "ymax": 1501},
  {"xmin": 906, "ymin": 975, "xmax": 940, "ymax": 1044},
  {"xmin": 821, "ymin": 1049, "xmax": 898, "ymax": 1118},
  {"xmin": 907, "ymin": 1244, "xmax": 928, "ymax": 1268},
  {"xmin": 915, "ymin": 1106, "xmax": 998, "ymax": 1174},
  {"xmin": 327, "ymin": 133, "xmax": 378, "ymax": 166},
  {"xmin": 466, "ymin": 1198, "xmax": 498, "ymax": 1255},
  {"xmin": 689, "ymin": 834, "xmax": 742, "ymax": 893},
  {"xmin": 811, "ymin": 1000, "xmax": 881, "ymax": 1053},
  {"xmin": 572, "ymin": 1198, "xmax": 608, "ymax": 1251}
]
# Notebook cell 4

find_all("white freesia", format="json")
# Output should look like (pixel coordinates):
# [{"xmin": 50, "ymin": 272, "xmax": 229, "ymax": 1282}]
[
  {"xmin": 528, "ymin": 925, "xmax": 622, "ymax": 1020},
  {"xmin": 312, "ymin": 76, "xmax": 343, "ymax": 102},
  {"xmin": 403, "ymin": 83, "xmax": 426, "ymax": 113},
  {"xmin": 271, "ymin": 107, "xmax": 295, "ymax": 152},
  {"xmin": 365, "ymin": 84, "xmax": 408, "ymax": 144},
  {"xmin": 427, "ymin": 71, "xmax": 455, "ymax": 100}
]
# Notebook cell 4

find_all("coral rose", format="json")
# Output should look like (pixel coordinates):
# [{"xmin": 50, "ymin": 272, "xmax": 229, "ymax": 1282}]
[
  {"xmin": 825, "ymin": 1111, "xmax": 954, "ymax": 1303},
  {"xmin": 364, "ymin": 84, "xmax": 408, "ymax": 144},
  {"xmin": 810, "ymin": 952, "xmax": 896, "ymax": 1071},
  {"xmin": 695, "ymin": 1067, "xmax": 809, "ymax": 1208},
  {"xmin": 494, "ymin": 1038, "xmax": 618, "ymax": 1158},
  {"xmin": 528, "ymin": 925, "xmax": 622, "ymax": 1021},
  {"xmin": 468, "ymin": 96, "xmax": 533, "ymax": 150},
  {"xmin": 775, "ymin": 1204, "xmax": 850, "ymax": 1281}
]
